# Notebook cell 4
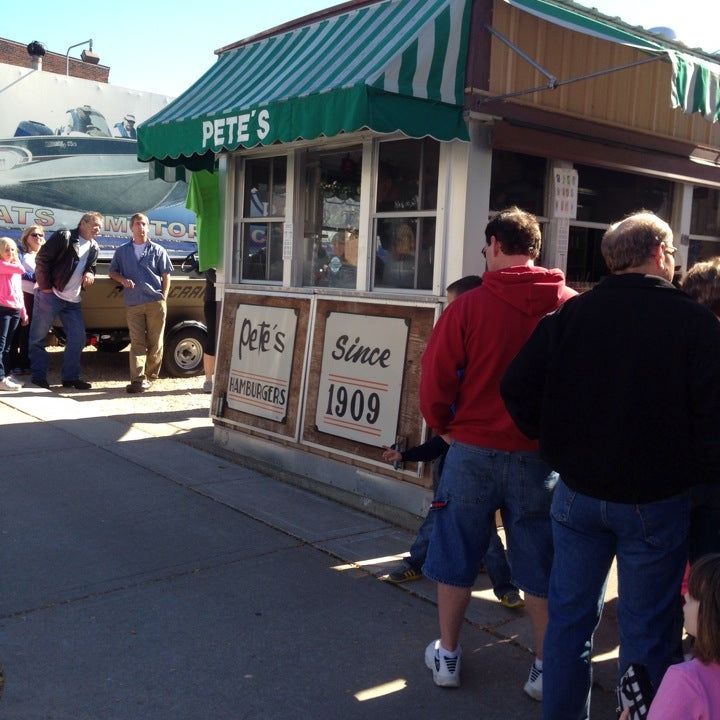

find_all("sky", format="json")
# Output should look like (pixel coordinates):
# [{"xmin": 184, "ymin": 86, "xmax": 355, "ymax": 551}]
[{"xmin": 3, "ymin": 0, "xmax": 717, "ymax": 99}]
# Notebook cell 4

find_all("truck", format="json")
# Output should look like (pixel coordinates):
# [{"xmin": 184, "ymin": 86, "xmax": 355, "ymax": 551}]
[{"xmin": 0, "ymin": 59, "xmax": 207, "ymax": 377}]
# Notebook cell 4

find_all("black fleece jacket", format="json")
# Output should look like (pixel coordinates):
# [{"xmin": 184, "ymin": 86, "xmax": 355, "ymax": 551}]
[
  {"xmin": 501, "ymin": 273, "xmax": 720, "ymax": 504},
  {"xmin": 35, "ymin": 228, "xmax": 98, "ymax": 293}
]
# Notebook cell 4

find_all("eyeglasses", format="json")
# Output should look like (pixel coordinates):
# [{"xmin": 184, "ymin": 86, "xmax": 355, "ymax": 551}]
[{"xmin": 662, "ymin": 243, "xmax": 677, "ymax": 256}]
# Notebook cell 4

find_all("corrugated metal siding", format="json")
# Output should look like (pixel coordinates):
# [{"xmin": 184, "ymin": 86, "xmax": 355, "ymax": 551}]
[{"xmin": 489, "ymin": 0, "xmax": 720, "ymax": 147}]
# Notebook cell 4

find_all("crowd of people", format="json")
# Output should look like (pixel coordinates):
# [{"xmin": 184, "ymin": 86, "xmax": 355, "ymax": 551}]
[
  {"xmin": 384, "ymin": 207, "xmax": 720, "ymax": 719},
  {"xmin": 0, "ymin": 211, "xmax": 215, "ymax": 395},
  {"xmin": 1, "ymin": 206, "xmax": 719, "ymax": 718}
]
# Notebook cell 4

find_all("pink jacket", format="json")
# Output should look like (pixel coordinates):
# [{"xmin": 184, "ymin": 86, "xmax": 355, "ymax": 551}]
[{"xmin": 0, "ymin": 260, "xmax": 28, "ymax": 322}]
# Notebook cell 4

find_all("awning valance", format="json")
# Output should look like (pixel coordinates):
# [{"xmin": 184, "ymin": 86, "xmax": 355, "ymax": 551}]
[
  {"xmin": 138, "ymin": 0, "xmax": 471, "ymax": 170},
  {"xmin": 504, "ymin": 0, "xmax": 720, "ymax": 122}
]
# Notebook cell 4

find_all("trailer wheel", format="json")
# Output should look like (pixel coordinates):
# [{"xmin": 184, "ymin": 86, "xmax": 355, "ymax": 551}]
[{"xmin": 163, "ymin": 326, "xmax": 206, "ymax": 377}]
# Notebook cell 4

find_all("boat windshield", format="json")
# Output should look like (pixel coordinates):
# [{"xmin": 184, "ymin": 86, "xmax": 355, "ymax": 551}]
[{"xmin": 60, "ymin": 106, "xmax": 112, "ymax": 137}]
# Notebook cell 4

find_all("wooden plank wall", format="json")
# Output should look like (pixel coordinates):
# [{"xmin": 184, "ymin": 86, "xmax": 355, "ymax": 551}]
[
  {"xmin": 488, "ymin": 0, "xmax": 720, "ymax": 149},
  {"xmin": 214, "ymin": 291, "xmax": 437, "ymax": 489}
]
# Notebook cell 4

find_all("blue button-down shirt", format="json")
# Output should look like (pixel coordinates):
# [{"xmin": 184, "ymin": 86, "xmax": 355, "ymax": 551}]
[{"xmin": 109, "ymin": 240, "xmax": 173, "ymax": 307}]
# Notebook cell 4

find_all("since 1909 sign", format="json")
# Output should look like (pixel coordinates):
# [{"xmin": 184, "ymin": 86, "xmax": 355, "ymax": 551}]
[
  {"xmin": 316, "ymin": 313, "xmax": 409, "ymax": 448},
  {"xmin": 227, "ymin": 304, "xmax": 298, "ymax": 422}
]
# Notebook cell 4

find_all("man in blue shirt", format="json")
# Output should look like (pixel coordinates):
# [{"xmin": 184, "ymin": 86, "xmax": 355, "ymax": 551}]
[{"xmin": 109, "ymin": 213, "xmax": 173, "ymax": 393}]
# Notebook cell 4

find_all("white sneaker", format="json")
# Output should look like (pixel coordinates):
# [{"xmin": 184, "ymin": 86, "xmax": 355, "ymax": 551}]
[
  {"xmin": 425, "ymin": 639, "xmax": 461, "ymax": 687},
  {"xmin": 0, "ymin": 376, "xmax": 21, "ymax": 391},
  {"xmin": 524, "ymin": 660, "xmax": 543, "ymax": 701}
]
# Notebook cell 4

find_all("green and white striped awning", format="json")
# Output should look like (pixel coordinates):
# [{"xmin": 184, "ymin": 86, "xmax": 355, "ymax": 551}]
[
  {"xmin": 139, "ymin": 0, "xmax": 471, "ymax": 170},
  {"xmin": 505, "ymin": 0, "xmax": 720, "ymax": 122}
]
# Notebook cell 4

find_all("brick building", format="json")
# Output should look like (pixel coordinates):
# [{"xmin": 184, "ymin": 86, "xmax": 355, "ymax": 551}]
[{"xmin": 0, "ymin": 37, "xmax": 109, "ymax": 82}]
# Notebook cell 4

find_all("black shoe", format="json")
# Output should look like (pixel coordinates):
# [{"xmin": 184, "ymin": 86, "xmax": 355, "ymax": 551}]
[
  {"xmin": 62, "ymin": 379, "xmax": 92, "ymax": 390},
  {"xmin": 31, "ymin": 377, "xmax": 51, "ymax": 389},
  {"xmin": 126, "ymin": 379, "xmax": 151, "ymax": 394}
]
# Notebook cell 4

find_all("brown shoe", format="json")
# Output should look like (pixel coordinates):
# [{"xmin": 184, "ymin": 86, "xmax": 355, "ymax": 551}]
[{"xmin": 126, "ymin": 379, "xmax": 151, "ymax": 394}]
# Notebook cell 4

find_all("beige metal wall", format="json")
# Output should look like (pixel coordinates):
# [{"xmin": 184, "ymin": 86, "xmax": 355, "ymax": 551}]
[{"xmin": 488, "ymin": 1, "xmax": 720, "ymax": 148}]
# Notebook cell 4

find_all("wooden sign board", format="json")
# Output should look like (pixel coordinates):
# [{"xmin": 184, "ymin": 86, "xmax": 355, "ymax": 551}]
[
  {"xmin": 213, "ymin": 291, "xmax": 310, "ymax": 438},
  {"xmin": 303, "ymin": 299, "xmax": 435, "ymax": 475},
  {"xmin": 315, "ymin": 312, "xmax": 409, "ymax": 447}
]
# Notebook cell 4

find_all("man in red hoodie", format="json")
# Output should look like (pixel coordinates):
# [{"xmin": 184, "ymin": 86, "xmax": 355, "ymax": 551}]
[{"xmin": 420, "ymin": 207, "xmax": 575, "ymax": 697}]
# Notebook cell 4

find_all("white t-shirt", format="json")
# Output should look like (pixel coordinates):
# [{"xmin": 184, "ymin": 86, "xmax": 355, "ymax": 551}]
[
  {"xmin": 54, "ymin": 236, "xmax": 91, "ymax": 302},
  {"xmin": 133, "ymin": 241, "xmax": 146, "ymax": 260}
]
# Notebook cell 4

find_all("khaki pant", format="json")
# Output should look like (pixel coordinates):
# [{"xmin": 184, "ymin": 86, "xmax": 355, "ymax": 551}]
[{"xmin": 126, "ymin": 300, "xmax": 167, "ymax": 381}]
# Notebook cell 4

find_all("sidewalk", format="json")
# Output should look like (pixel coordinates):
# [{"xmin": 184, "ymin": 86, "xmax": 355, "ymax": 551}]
[{"xmin": 0, "ymin": 386, "xmax": 619, "ymax": 719}]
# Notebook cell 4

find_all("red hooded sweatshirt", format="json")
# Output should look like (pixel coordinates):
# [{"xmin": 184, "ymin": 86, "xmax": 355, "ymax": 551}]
[{"xmin": 420, "ymin": 266, "xmax": 576, "ymax": 451}]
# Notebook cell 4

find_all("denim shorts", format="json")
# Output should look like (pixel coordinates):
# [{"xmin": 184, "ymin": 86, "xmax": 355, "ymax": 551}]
[{"xmin": 422, "ymin": 441, "xmax": 557, "ymax": 596}]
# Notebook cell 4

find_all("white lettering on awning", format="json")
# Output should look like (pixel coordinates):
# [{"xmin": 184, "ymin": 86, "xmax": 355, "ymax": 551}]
[{"xmin": 201, "ymin": 109, "xmax": 271, "ymax": 149}]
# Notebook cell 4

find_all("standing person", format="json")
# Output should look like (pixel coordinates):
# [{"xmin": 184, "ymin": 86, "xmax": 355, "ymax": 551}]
[
  {"xmin": 419, "ymin": 207, "xmax": 575, "ymax": 693},
  {"xmin": 0, "ymin": 238, "xmax": 29, "ymax": 391},
  {"xmin": 681, "ymin": 258, "xmax": 720, "ymax": 562},
  {"xmin": 501, "ymin": 212, "xmax": 720, "ymax": 720},
  {"xmin": 10, "ymin": 225, "xmax": 44, "ymax": 374},
  {"xmin": 109, "ymin": 213, "xmax": 173, "ymax": 394},
  {"xmin": 619, "ymin": 553, "xmax": 720, "ymax": 720},
  {"xmin": 202, "ymin": 268, "xmax": 217, "ymax": 394},
  {"xmin": 383, "ymin": 275, "xmax": 523, "ymax": 610},
  {"xmin": 29, "ymin": 212, "xmax": 101, "ymax": 390}
]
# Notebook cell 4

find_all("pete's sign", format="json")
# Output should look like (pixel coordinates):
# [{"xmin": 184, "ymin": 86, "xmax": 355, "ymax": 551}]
[
  {"xmin": 227, "ymin": 304, "xmax": 297, "ymax": 421},
  {"xmin": 316, "ymin": 313, "xmax": 408, "ymax": 447},
  {"xmin": 202, "ymin": 108, "xmax": 270, "ymax": 149}
]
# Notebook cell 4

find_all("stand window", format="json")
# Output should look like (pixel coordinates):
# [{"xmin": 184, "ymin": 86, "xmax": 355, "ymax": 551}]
[
  {"xmin": 373, "ymin": 138, "xmax": 439, "ymax": 291},
  {"xmin": 233, "ymin": 156, "xmax": 287, "ymax": 282}
]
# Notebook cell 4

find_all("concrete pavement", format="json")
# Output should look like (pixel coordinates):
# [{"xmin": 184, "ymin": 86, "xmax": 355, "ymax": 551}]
[{"xmin": 0, "ymin": 386, "xmax": 619, "ymax": 719}]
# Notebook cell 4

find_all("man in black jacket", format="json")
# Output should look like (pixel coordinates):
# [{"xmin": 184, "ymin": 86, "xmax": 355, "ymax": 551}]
[
  {"xmin": 29, "ymin": 212, "xmax": 102, "ymax": 390},
  {"xmin": 501, "ymin": 212, "xmax": 720, "ymax": 720}
]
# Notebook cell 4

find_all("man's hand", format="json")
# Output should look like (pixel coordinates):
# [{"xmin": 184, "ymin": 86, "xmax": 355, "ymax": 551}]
[
  {"xmin": 81, "ymin": 272, "xmax": 95, "ymax": 289},
  {"xmin": 382, "ymin": 447, "xmax": 402, "ymax": 463},
  {"xmin": 21, "ymin": 317, "xmax": 29, "ymax": 326},
  {"xmin": 123, "ymin": 278, "xmax": 135, "ymax": 289}
]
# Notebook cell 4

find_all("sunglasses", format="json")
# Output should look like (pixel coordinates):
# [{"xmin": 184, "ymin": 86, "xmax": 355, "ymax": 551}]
[{"xmin": 30, "ymin": 232, "xmax": 45, "ymax": 238}]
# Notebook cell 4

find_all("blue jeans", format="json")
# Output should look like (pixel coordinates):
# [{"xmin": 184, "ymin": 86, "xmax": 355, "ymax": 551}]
[
  {"xmin": 0, "ymin": 307, "xmax": 21, "ymax": 380},
  {"xmin": 29, "ymin": 291, "xmax": 86, "ymax": 382},
  {"xmin": 409, "ymin": 512, "xmax": 515, "ymax": 597},
  {"xmin": 542, "ymin": 479, "xmax": 689, "ymax": 720},
  {"xmin": 422, "ymin": 441, "xmax": 556, "ymax": 595}
]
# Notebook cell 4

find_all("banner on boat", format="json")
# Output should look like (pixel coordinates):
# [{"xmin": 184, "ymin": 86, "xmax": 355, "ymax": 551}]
[{"xmin": 0, "ymin": 63, "xmax": 196, "ymax": 256}]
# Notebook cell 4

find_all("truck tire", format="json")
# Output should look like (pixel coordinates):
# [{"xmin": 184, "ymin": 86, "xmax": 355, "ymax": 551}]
[
  {"xmin": 163, "ymin": 326, "xmax": 206, "ymax": 377},
  {"xmin": 96, "ymin": 340, "xmax": 128, "ymax": 353}
]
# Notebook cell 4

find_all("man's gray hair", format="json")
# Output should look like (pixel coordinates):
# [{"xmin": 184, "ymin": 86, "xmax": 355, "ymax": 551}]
[{"xmin": 601, "ymin": 211, "xmax": 673, "ymax": 272}]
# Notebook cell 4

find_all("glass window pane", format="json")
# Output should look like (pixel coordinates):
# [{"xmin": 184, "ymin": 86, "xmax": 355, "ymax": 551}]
[
  {"xmin": 240, "ymin": 222, "xmax": 284, "ymax": 282},
  {"xmin": 565, "ymin": 226, "xmax": 609, "ymax": 284},
  {"xmin": 490, "ymin": 151, "xmax": 546, "ymax": 216},
  {"xmin": 301, "ymin": 147, "xmax": 362, "ymax": 287},
  {"xmin": 244, "ymin": 159, "xmax": 270, "ymax": 217},
  {"xmin": 377, "ymin": 138, "xmax": 439, "ymax": 212},
  {"xmin": 243, "ymin": 157, "xmax": 287, "ymax": 218},
  {"xmin": 574, "ymin": 165, "xmax": 673, "ymax": 224},
  {"xmin": 689, "ymin": 238, "xmax": 720, "ymax": 268},
  {"xmin": 374, "ymin": 217, "xmax": 435, "ymax": 290},
  {"xmin": 271, "ymin": 157, "xmax": 287, "ymax": 217},
  {"xmin": 691, "ymin": 187, "xmax": 720, "ymax": 237},
  {"xmin": 241, "ymin": 222, "xmax": 269, "ymax": 280}
]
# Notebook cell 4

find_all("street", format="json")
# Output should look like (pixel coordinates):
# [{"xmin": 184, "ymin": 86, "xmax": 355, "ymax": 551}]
[{"xmin": 0, "ymin": 355, "xmax": 619, "ymax": 719}]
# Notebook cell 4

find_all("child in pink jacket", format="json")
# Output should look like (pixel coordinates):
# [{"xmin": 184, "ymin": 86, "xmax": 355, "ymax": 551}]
[{"xmin": 0, "ymin": 237, "xmax": 29, "ymax": 391}]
